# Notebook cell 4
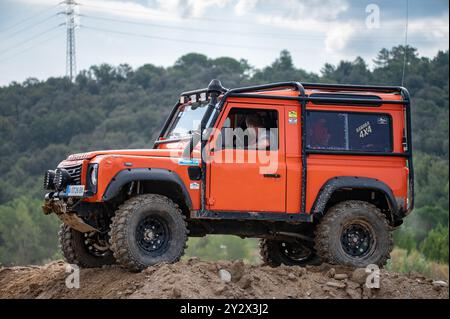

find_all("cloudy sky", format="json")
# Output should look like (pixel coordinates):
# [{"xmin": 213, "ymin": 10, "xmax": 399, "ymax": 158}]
[{"xmin": 0, "ymin": 0, "xmax": 448, "ymax": 85}]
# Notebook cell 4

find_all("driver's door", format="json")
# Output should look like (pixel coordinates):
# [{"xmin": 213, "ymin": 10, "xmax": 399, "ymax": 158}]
[{"xmin": 206, "ymin": 102, "xmax": 286, "ymax": 212}]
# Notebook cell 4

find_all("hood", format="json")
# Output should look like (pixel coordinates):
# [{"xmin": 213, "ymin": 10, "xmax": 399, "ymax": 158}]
[{"xmin": 66, "ymin": 149, "xmax": 181, "ymax": 161}]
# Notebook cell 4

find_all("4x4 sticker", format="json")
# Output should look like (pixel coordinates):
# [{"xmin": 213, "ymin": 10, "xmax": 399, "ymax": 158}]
[{"xmin": 356, "ymin": 121, "xmax": 373, "ymax": 138}]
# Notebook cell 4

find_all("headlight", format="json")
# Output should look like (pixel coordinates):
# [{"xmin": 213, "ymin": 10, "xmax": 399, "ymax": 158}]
[
  {"xmin": 54, "ymin": 168, "xmax": 71, "ymax": 191},
  {"xmin": 89, "ymin": 164, "xmax": 98, "ymax": 187},
  {"xmin": 44, "ymin": 170, "xmax": 55, "ymax": 190}
]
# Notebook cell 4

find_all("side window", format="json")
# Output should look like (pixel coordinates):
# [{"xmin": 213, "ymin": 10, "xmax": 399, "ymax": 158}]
[
  {"xmin": 306, "ymin": 111, "xmax": 392, "ymax": 152},
  {"xmin": 217, "ymin": 108, "xmax": 279, "ymax": 150}
]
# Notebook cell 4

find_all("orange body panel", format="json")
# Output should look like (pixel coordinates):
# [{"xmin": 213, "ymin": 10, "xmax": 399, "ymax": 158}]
[{"xmin": 207, "ymin": 102, "xmax": 287, "ymax": 212}]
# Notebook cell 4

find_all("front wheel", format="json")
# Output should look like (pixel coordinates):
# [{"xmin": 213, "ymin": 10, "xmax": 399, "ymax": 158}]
[
  {"xmin": 109, "ymin": 194, "xmax": 188, "ymax": 272},
  {"xmin": 315, "ymin": 200, "xmax": 393, "ymax": 267},
  {"xmin": 59, "ymin": 224, "xmax": 115, "ymax": 268}
]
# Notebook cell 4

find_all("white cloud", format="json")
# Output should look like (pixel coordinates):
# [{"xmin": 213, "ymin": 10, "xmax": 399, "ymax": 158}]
[
  {"xmin": 155, "ymin": 0, "xmax": 230, "ymax": 18},
  {"xmin": 324, "ymin": 23, "xmax": 355, "ymax": 53},
  {"xmin": 234, "ymin": 0, "xmax": 258, "ymax": 16},
  {"xmin": 408, "ymin": 12, "xmax": 449, "ymax": 42},
  {"xmin": 339, "ymin": 12, "xmax": 449, "ymax": 56},
  {"xmin": 244, "ymin": 0, "xmax": 349, "ymax": 19}
]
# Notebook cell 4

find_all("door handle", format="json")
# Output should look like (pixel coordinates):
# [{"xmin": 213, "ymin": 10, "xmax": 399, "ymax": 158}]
[{"xmin": 263, "ymin": 173, "xmax": 281, "ymax": 178}]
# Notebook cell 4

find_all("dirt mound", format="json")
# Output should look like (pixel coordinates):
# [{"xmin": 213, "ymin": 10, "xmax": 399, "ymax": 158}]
[{"xmin": 0, "ymin": 259, "xmax": 448, "ymax": 299}]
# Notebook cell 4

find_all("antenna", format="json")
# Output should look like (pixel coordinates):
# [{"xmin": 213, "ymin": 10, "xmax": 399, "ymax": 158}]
[
  {"xmin": 401, "ymin": 0, "xmax": 409, "ymax": 87},
  {"xmin": 65, "ymin": 0, "xmax": 77, "ymax": 81}
]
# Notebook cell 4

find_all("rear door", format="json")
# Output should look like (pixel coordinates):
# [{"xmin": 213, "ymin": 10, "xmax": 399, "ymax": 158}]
[{"xmin": 206, "ymin": 102, "xmax": 287, "ymax": 212}]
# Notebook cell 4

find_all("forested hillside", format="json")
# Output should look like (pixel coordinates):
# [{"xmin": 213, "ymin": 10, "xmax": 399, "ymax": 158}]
[{"xmin": 0, "ymin": 46, "xmax": 448, "ymax": 270}]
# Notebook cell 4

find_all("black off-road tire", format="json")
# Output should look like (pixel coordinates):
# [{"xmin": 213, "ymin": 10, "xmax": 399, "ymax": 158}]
[
  {"xmin": 59, "ymin": 224, "xmax": 115, "ymax": 268},
  {"xmin": 109, "ymin": 194, "xmax": 188, "ymax": 272},
  {"xmin": 260, "ymin": 239, "xmax": 320, "ymax": 267},
  {"xmin": 260, "ymin": 239, "xmax": 282, "ymax": 267},
  {"xmin": 315, "ymin": 200, "xmax": 393, "ymax": 267}
]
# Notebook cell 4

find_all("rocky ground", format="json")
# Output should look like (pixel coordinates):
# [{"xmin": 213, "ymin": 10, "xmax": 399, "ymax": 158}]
[{"xmin": 0, "ymin": 259, "xmax": 448, "ymax": 299}]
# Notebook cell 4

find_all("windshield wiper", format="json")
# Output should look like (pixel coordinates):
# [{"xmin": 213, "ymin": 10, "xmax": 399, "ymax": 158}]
[{"xmin": 153, "ymin": 136, "xmax": 191, "ymax": 145}]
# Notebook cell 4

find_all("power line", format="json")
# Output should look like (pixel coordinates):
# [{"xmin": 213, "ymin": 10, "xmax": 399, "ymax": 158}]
[
  {"xmin": 0, "ymin": 24, "xmax": 65, "ymax": 56},
  {"xmin": 79, "ymin": 3, "xmax": 448, "ymax": 31},
  {"xmin": 79, "ymin": 3, "xmax": 268, "ymax": 28},
  {"xmin": 0, "ymin": 14, "xmax": 60, "ymax": 41},
  {"xmin": 81, "ymin": 24, "xmax": 440, "ymax": 60},
  {"xmin": 0, "ymin": 32, "xmax": 64, "ymax": 64},
  {"xmin": 81, "ymin": 25, "xmax": 277, "ymax": 51},
  {"xmin": 0, "ymin": 3, "xmax": 61, "ymax": 34},
  {"xmin": 79, "ymin": 14, "xmax": 327, "ymax": 40},
  {"xmin": 80, "ymin": 13, "xmax": 445, "ymax": 42}
]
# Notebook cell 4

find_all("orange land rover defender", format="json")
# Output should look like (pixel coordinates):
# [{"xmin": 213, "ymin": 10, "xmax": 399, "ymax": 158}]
[{"xmin": 42, "ymin": 80, "xmax": 414, "ymax": 271}]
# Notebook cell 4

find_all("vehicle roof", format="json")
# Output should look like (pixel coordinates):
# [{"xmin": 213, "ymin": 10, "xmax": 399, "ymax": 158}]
[
  {"xmin": 180, "ymin": 81, "xmax": 408, "ymax": 103},
  {"xmin": 254, "ymin": 88, "xmax": 404, "ymax": 101}
]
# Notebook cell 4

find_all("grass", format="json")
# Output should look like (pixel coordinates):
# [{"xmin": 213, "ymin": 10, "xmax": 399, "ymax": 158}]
[{"xmin": 386, "ymin": 248, "xmax": 449, "ymax": 281}]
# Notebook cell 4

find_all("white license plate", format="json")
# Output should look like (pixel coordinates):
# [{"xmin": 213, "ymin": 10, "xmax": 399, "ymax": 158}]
[{"xmin": 66, "ymin": 185, "xmax": 85, "ymax": 197}]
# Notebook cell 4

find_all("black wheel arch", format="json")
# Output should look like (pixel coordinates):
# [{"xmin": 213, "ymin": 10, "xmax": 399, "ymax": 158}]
[
  {"xmin": 311, "ymin": 176, "xmax": 400, "ymax": 224},
  {"xmin": 102, "ymin": 168, "xmax": 192, "ymax": 212}
]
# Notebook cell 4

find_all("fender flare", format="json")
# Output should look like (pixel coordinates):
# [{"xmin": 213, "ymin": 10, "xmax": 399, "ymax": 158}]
[
  {"xmin": 102, "ymin": 168, "xmax": 192, "ymax": 208},
  {"xmin": 311, "ymin": 176, "xmax": 398, "ymax": 217}
]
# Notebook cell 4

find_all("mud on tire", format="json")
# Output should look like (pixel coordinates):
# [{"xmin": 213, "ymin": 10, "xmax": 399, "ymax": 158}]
[
  {"xmin": 109, "ymin": 194, "xmax": 188, "ymax": 272},
  {"xmin": 59, "ymin": 224, "xmax": 115, "ymax": 268},
  {"xmin": 315, "ymin": 200, "xmax": 393, "ymax": 267}
]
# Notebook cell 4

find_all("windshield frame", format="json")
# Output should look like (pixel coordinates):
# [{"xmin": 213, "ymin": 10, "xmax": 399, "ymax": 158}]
[{"xmin": 164, "ymin": 100, "xmax": 210, "ymax": 140}]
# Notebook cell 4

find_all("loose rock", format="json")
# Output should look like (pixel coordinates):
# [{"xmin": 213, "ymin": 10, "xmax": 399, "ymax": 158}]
[
  {"xmin": 334, "ymin": 273, "xmax": 348, "ymax": 280},
  {"xmin": 326, "ymin": 281, "xmax": 346, "ymax": 289},
  {"xmin": 326, "ymin": 268, "xmax": 336, "ymax": 278},
  {"xmin": 288, "ymin": 273, "xmax": 297, "ymax": 281},
  {"xmin": 432, "ymin": 280, "xmax": 448, "ymax": 288},
  {"xmin": 218, "ymin": 269, "xmax": 232, "ymax": 282},
  {"xmin": 352, "ymin": 268, "xmax": 368, "ymax": 285}
]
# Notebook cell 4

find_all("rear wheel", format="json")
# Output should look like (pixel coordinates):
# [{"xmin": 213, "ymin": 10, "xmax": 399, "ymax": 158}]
[
  {"xmin": 59, "ymin": 224, "xmax": 115, "ymax": 268},
  {"xmin": 260, "ymin": 239, "xmax": 319, "ymax": 267},
  {"xmin": 315, "ymin": 200, "xmax": 393, "ymax": 267},
  {"xmin": 109, "ymin": 194, "xmax": 188, "ymax": 272}
]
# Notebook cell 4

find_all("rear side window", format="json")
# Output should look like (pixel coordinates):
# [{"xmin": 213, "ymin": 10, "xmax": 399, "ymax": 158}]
[{"xmin": 306, "ymin": 111, "xmax": 392, "ymax": 152}]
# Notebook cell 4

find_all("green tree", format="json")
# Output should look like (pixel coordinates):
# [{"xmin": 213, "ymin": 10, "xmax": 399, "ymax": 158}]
[{"xmin": 420, "ymin": 224, "xmax": 449, "ymax": 263}]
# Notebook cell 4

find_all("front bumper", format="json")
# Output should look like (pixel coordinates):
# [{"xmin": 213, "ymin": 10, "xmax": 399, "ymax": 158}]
[{"xmin": 44, "ymin": 189, "xmax": 94, "ymax": 201}]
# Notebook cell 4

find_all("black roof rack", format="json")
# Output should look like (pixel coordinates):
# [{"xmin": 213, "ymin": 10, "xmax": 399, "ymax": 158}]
[{"xmin": 301, "ymin": 82, "xmax": 406, "ymax": 94}]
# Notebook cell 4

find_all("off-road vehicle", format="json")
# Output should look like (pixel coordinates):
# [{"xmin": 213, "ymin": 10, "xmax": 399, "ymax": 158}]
[{"xmin": 42, "ymin": 80, "xmax": 414, "ymax": 271}]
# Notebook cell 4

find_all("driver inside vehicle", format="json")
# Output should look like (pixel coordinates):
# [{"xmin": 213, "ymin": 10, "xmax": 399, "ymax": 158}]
[{"xmin": 244, "ymin": 113, "xmax": 272, "ymax": 150}]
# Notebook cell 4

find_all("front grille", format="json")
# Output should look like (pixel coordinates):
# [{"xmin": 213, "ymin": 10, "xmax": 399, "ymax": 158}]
[{"xmin": 63, "ymin": 164, "xmax": 82, "ymax": 185}]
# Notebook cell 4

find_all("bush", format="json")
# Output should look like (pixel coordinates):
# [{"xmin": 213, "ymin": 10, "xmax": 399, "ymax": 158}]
[
  {"xmin": 386, "ymin": 248, "xmax": 449, "ymax": 281},
  {"xmin": 184, "ymin": 236, "xmax": 259, "ymax": 263},
  {"xmin": 420, "ymin": 224, "xmax": 449, "ymax": 263},
  {"xmin": 0, "ymin": 197, "xmax": 59, "ymax": 266}
]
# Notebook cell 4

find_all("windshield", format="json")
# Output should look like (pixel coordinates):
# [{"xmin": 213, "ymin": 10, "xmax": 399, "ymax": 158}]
[{"xmin": 166, "ymin": 102, "xmax": 209, "ymax": 139}]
